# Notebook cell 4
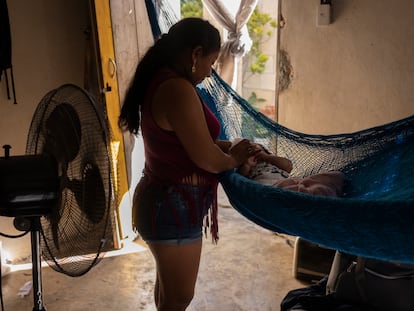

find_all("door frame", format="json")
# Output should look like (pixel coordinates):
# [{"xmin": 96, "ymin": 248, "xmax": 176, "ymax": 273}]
[{"xmin": 91, "ymin": 0, "xmax": 131, "ymax": 246}]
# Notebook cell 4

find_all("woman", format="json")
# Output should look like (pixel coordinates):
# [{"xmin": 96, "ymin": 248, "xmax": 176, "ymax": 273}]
[{"xmin": 118, "ymin": 18, "xmax": 256, "ymax": 310}]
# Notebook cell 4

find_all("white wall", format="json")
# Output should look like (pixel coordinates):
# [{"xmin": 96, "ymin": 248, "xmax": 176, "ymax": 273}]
[
  {"xmin": 278, "ymin": 0, "xmax": 414, "ymax": 134},
  {"xmin": 0, "ymin": 0, "xmax": 87, "ymax": 262}
]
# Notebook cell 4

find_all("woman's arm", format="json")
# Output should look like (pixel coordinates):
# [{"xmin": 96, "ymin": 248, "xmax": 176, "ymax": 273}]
[
  {"xmin": 153, "ymin": 79, "xmax": 253, "ymax": 173},
  {"xmin": 215, "ymin": 140, "xmax": 232, "ymax": 153}
]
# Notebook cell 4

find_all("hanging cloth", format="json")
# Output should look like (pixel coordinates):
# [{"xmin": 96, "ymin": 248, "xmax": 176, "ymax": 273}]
[
  {"xmin": 203, "ymin": 0, "xmax": 258, "ymax": 88},
  {"xmin": 0, "ymin": 0, "xmax": 17, "ymax": 104}
]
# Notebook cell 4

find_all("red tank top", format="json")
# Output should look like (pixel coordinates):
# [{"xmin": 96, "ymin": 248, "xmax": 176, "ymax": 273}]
[{"xmin": 141, "ymin": 69, "xmax": 221, "ymax": 183}]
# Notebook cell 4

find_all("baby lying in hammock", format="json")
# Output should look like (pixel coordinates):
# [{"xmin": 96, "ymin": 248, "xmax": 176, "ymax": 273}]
[{"xmin": 235, "ymin": 142, "xmax": 345, "ymax": 197}]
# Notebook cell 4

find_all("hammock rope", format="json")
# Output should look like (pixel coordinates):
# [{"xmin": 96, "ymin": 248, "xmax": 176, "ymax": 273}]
[
  {"xmin": 145, "ymin": 0, "xmax": 414, "ymax": 264},
  {"xmin": 201, "ymin": 71, "xmax": 414, "ymax": 264}
]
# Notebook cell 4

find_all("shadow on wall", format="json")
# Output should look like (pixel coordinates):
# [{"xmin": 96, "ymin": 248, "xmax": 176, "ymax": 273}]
[{"xmin": 279, "ymin": 49, "xmax": 293, "ymax": 92}]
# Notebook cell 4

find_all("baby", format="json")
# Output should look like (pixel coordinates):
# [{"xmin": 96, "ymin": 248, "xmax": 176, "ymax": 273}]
[{"xmin": 237, "ymin": 143, "xmax": 344, "ymax": 197}]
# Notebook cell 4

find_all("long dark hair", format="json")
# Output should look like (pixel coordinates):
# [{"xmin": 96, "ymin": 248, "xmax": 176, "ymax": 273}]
[{"xmin": 118, "ymin": 18, "xmax": 221, "ymax": 135}]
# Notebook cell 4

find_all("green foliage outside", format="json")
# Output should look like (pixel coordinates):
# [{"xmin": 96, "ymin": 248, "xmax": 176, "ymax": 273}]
[
  {"xmin": 245, "ymin": 8, "xmax": 277, "ymax": 108},
  {"xmin": 247, "ymin": 8, "xmax": 277, "ymax": 75},
  {"xmin": 247, "ymin": 91, "xmax": 266, "ymax": 106},
  {"xmin": 181, "ymin": 0, "xmax": 203, "ymax": 18}
]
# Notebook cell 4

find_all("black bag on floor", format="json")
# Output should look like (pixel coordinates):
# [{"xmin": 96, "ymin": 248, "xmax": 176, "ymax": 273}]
[
  {"xmin": 281, "ymin": 276, "xmax": 364, "ymax": 311},
  {"xmin": 329, "ymin": 253, "xmax": 414, "ymax": 311}
]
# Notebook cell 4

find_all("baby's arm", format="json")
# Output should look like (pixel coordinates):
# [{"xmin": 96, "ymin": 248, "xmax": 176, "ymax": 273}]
[{"xmin": 257, "ymin": 152, "xmax": 293, "ymax": 173}]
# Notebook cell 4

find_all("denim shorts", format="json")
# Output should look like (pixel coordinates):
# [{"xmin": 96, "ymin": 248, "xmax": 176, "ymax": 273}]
[{"xmin": 132, "ymin": 177, "xmax": 213, "ymax": 245}]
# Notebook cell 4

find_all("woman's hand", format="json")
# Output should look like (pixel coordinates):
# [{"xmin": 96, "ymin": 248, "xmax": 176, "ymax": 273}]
[
  {"xmin": 236, "ymin": 155, "xmax": 257, "ymax": 176},
  {"xmin": 228, "ymin": 139, "xmax": 260, "ymax": 167}
]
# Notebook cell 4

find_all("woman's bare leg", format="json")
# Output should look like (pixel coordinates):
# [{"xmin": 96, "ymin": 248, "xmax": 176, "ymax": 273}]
[{"xmin": 148, "ymin": 239, "xmax": 203, "ymax": 311}]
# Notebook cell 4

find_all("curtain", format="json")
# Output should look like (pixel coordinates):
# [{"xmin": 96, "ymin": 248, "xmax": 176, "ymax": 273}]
[{"xmin": 202, "ymin": 0, "xmax": 258, "ymax": 88}]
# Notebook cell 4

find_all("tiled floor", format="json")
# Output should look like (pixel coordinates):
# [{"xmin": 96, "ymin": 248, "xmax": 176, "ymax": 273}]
[{"xmin": 1, "ymin": 187, "xmax": 306, "ymax": 311}]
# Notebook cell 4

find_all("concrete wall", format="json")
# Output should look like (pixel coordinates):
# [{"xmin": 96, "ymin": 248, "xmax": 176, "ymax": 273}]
[
  {"xmin": 0, "ymin": 0, "xmax": 87, "ymax": 262},
  {"xmin": 278, "ymin": 0, "xmax": 414, "ymax": 134},
  {"xmin": 0, "ymin": 0, "xmax": 154, "ymax": 265}
]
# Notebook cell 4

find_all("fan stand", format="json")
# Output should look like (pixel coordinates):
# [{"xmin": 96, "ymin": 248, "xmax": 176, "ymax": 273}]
[
  {"xmin": 14, "ymin": 216, "xmax": 47, "ymax": 311},
  {"xmin": 0, "ymin": 146, "xmax": 61, "ymax": 310}
]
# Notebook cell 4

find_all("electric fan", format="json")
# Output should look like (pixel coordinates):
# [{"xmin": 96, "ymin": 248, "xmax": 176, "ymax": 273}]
[{"xmin": 0, "ymin": 84, "xmax": 116, "ymax": 311}]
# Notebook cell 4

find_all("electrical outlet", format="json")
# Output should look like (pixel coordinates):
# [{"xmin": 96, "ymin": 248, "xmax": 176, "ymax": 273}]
[{"xmin": 318, "ymin": 4, "xmax": 331, "ymax": 26}]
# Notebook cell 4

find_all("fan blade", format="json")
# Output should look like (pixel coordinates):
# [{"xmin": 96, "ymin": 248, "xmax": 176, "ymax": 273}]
[
  {"xmin": 66, "ymin": 163, "xmax": 105, "ymax": 224},
  {"xmin": 42, "ymin": 103, "xmax": 81, "ymax": 163}
]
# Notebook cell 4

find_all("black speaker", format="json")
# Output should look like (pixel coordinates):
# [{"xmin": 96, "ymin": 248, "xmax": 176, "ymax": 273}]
[
  {"xmin": 293, "ymin": 237, "xmax": 336, "ymax": 283},
  {"xmin": 0, "ymin": 154, "xmax": 59, "ymax": 217}
]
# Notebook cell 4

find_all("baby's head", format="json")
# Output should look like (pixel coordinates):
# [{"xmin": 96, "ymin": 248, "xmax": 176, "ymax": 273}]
[{"xmin": 255, "ymin": 143, "xmax": 271, "ymax": 154}]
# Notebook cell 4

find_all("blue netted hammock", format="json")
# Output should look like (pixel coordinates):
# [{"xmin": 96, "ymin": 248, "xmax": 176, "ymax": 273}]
[{"xmin": 145, "ymin": 0, "xmax": 414, "ymax": 264}]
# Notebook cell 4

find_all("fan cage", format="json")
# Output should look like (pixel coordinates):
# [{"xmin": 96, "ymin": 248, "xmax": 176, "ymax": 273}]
[{"xmin": 26, "ymin": 84, "xmax": 116, "ymax": 277}]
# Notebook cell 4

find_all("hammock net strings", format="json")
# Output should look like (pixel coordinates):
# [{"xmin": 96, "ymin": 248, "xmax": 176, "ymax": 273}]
[
  {"xmin": 200, "ymin": 71, "xmax": 414, "ymax": 201},
  {"xmin": 200, "ymin": 71, "xmax": 414, "ymax": 264},
  {"xmin": 145, "ymin": 0, "xmax": 414, "ymax": 264}
]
